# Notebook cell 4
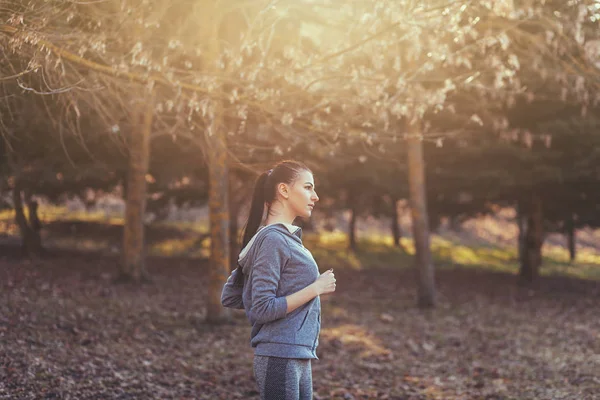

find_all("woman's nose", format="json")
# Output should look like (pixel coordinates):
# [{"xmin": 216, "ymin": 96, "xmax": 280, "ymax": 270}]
[{"xmin": 312, "ymin": 192, "xmax": 319, "ymax": 202}]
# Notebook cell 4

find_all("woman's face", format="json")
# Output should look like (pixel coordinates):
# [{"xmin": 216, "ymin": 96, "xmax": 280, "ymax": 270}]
[{"xmin": 287, "ymin": 170, "xmax": 319, "ymax": 219}]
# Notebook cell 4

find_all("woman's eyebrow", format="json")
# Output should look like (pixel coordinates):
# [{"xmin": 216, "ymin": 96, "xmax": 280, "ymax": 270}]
[{"xmin": 305, "ymin": 182, "xmax": 314, "ymax": 188}]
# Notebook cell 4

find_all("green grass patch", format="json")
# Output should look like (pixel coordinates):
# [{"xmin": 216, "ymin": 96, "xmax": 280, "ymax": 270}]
[
  {"xmin": 305, "ymin": 231, "xmax": 599, "ymax": 281},
  {"xmin": 0, "ymin": 206, "xmax": 209, "ymax": 232},
  {"xmin": 304, "ymin": 231, "xmax": 414, "ymax": 270},
  {"xmin": 431, "ymin": 236, "xmax": 519, "ymax": 274},
  {"xmin": 44, "ymin": 237, "xmax": 114, "ymax": 253},
  {"xmin": 148, "ymin": 237, "xmax": 209, "ymax": 258},
  {"xmin": 538, "ymin": 244, "xmax": 600, "ymax": 280},
  {"xmin": 0, "ymin": 206, "xmax": 124, "ymax": 226},
  {"xmin": 1, "ymin": 206, "xmax": 598, "ymax": 280}
]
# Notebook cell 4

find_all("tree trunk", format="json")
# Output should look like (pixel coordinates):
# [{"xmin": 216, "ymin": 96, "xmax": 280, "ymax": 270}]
[
  {"xmin": 228, "ymin": 176, "xmax": 240, "ymax": 272},
  {"xmin": 519, "ymin": 194, "xmax": 543, "ymax": 284},
  {"xmin": 348, "ymin": 198, "xmax": 358, "ymax": 252},
  {"xmin": 407, "ymin": 129, "xmax": 435, "ymax": 308},
  {"xmin": 26, "ymin": 196, "xmax": 43, "ymax": 253},
  {"xmin": 12, "ymin": 181, "xmax": 43, "ymax": 257},
  {"xmin": 13, "ymin": 186, "xmax": 29, "ymax": 252},
  {"xmin": 391, "ymin": 196, "xmax": 403, "ymax": 248},
  {"xmin": 565, "ymin": 214, "xmax": 576, "ymax": 263},
  {"xmin": 120, "ymin": 95, "xmax": 153, "ymax": 283},
  {"xmin": 517, "ymin": 201, "xmax": 527, "ymax": 268},
  {"xmin": 206, "ymin": 113, "xmax": 231, "ymax": 323}
]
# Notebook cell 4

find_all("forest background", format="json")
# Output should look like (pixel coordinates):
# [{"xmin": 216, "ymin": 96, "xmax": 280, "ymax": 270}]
[{"xmin": 1, "ymin": 1, "xmax": 600, "ymax": 399}]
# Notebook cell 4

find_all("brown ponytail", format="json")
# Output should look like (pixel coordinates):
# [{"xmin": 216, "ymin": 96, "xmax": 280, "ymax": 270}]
[{"xmin": 233, "ymin": 160, "xmax": 311, "ymax": 285}]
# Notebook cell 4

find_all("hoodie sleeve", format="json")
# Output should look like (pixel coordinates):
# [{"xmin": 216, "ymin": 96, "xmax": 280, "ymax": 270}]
[
  {"xmin": 250, "ymin": 232, "xmax": 290, "ymax": 324},
  {"xmin": 221, "ymin": 268, "xmax": 244, "ymax": 309}
]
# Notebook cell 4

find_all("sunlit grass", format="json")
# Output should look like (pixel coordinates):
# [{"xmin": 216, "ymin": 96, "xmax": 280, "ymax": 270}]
[
  {"xmin": 149, "ymin": 237, "xmax": 209, "ymax": 258},
  {"xmin": 431, "ymin": 236, "xmax": 519, "ymax": 274},
  {"xmin": 1, "ymin": 204, "xmax": 208, "ymax": 238},
  {"xmin": 1, "ymin": 205, "xmax": 598, "ymax": 280},
  {"xmin": 305, "ymin": 231, "xmax": 599, "ymax": 280},
  {"xmin": 45, "ymin": 237, "xmax": 114, "ymax": 252},
  {"xmin": 538, "ymin": 244, "xmax": 600, "ymax": 280},
  {"xmin": 154, "ymin": 220, "xmax": 209, "ymax": 233},
  {"xmin": 0, "ymin": 205, "xmax": 209, "ymax": 232},
  {"xmin": 0, "ymin": 206, "xmax": 124, "ymax": 226},
  {"xmin": 304, "ymin": 231, "xmax": 362, "ymax": 270},
  {"xmin": 304, "ymin": 231, "xmax": 414, "ymax": 271}
]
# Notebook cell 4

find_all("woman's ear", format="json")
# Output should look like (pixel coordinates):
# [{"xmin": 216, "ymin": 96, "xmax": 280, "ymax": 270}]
[{"xmin": 277, "ymin": 183, "xmax": 289, "ymax": 199}]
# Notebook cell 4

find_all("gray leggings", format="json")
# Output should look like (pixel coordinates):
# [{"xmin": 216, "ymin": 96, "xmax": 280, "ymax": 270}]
[{"xmin": 253, "ymin": 355, "xmax": 313, "ymax": 400}]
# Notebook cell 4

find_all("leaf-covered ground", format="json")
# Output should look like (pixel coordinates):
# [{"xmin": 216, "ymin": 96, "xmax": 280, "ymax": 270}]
[{"xmin": 1, "ymin": 247, "xmax": 599, "ymax": 400}]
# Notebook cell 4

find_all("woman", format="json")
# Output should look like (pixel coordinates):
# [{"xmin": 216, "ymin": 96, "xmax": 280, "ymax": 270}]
[{"xmin": 221, "ymin": 160, "xmax": 336, "ymax": 400}]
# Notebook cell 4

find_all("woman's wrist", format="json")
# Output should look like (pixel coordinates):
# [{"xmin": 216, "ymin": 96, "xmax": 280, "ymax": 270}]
[
  {"xmin": 309, "ymin": 282, "xmax": 320, "ymax": 297},
  {"xmin": 285, "ymin": 282, "xmax": 320, "ymax": 314}
]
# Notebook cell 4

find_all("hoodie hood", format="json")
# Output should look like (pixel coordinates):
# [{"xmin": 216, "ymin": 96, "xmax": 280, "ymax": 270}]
[{"xmin": 238, "ymin": 223, "xmax": 302, "ymax": 274}]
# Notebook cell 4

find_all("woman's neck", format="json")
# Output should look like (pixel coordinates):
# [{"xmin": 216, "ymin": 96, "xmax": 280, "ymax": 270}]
[{"xmin": 264, "ymin": 203, "xmax": 295, "ymax": 226}]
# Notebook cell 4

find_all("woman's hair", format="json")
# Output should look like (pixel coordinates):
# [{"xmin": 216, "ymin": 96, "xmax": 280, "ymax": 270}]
[{"xmin": 232, "ymin": 160, "xmax": 311, "ymax": 285}]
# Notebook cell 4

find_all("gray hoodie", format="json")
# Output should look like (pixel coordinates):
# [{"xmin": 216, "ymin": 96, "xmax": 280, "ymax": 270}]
[{"xmin": 221, "ymin": 223, "xmax": 321, "ymax": 359}]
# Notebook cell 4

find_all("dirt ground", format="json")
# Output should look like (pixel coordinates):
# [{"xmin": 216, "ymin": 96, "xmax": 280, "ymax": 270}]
[{"xmin": 1, "ymin": 247, "xmax": 599, "ymax": 400}]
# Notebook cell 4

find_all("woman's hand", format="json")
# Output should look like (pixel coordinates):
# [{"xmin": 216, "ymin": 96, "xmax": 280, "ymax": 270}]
[
  {"xmin": 313, "ymin": 269, "xmax": 336, "ymax": 295},
  {"xmin": 285, "ymin": 269, "xmax": 336, "ymax": 314}
]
